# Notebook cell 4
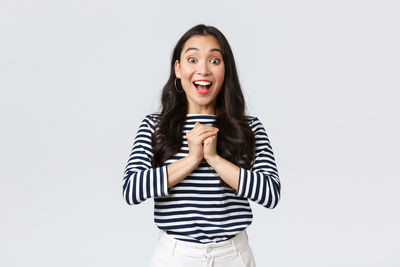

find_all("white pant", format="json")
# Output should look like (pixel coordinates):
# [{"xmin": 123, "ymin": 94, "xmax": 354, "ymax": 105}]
[{"xmin": 149, "ymin": 230, "xmax": 256, "ymax": 267}]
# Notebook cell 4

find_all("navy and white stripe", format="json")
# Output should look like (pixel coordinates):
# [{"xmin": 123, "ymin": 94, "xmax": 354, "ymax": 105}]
[{"xmin": 122, "ymin": 112, "xmax": 280, "ymax": 244}]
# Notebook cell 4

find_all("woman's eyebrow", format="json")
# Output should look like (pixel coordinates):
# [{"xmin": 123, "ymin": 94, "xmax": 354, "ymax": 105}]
[{"xmin": 184, "ymin": 47, "xmax": 222, "ymax": 54}]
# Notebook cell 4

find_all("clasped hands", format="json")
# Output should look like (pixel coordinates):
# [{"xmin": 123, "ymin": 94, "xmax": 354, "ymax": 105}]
[{"xmin": 186, "ymin": 121, "xmax": 219, "ymax": 164}]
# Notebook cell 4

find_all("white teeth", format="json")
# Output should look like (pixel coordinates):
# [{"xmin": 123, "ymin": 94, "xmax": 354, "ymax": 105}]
[{"xmin": 194, "ymin": 81, "xmax": 211, "ymax": 86}]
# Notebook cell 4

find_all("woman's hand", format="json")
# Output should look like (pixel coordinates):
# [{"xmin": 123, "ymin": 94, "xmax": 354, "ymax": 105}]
[
  {"xmin": 186, "ymin": 121, "xmax": 219, "ymax": 164},
  {"xmin": 203, "ymin": 127, "xmax": 219, "ymax": 161}
]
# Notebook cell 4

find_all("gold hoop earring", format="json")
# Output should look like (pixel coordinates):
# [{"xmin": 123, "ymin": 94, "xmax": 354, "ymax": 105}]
[{"xmin": 175, "ymin": 78, "xmax": 183, "ymax": 93}]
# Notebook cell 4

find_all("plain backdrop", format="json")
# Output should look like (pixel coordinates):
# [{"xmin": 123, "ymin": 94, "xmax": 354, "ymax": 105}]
[{"xmin": 1, "ymin": 0, "xmax": 399, "ymax": 266}]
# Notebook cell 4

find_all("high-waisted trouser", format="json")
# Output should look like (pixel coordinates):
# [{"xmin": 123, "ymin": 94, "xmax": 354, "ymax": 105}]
[{"xmin": 149, "ymin": 230, "xmax": 256, "ymax": 267}]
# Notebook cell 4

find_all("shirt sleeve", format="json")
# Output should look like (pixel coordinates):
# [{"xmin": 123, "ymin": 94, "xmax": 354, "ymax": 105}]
[
  {"xmin": 234, "ymin": 116, "xmax": 281, "ymax": 209},
  {"xmin": 122, "ymin": 114, "xmax": 169, "ymax": 205}
]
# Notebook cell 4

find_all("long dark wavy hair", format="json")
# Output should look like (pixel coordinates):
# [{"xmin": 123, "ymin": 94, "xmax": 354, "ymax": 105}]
[{"xmin": 150, "ymin": 24, "xmax": 256, "ymax": 188}]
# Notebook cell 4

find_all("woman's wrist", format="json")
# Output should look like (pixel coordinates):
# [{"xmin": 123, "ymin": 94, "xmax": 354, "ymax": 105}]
[
  {"xmin": 186, "ymin": 155, "xmax": 203, "ymax": 167},
  {"xmin": 204, "ymin": 154, "xmax": 220, "ymax": 166}
]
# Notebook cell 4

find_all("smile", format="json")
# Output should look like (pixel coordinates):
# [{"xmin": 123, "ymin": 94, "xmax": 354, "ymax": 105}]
[{"xmin": 193, "ymin": 80, "xmax": 212, "ymax": 95}]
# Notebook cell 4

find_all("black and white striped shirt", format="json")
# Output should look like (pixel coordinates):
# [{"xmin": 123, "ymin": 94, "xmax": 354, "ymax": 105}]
[{"xmin": 122, "ymin": 113, "xmax": 280, "ymax": 244}]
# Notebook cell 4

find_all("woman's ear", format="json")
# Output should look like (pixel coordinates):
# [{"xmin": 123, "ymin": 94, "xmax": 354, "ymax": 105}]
[{"xmin": 174, "ymin": 60, "xmax": 181, "ymax": 79}]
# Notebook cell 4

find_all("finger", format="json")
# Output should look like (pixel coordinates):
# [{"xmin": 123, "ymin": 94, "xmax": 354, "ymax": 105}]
[
  {"xmin": 198, "ymin": 128, "xmax": 219, "ymax": 136},
  {"xmin": 191, "ymin": 133, "xmax": 215, "ymax": 145},
  {"xmin": 194, "ymin": 121, "xmax": 217, "ymax": 129},
  {"xmin": 191, "ymin": 121, "xmax": 203, "ymax": 133},
  {"xmin": 199, "ymin": 130, "xmax": 218, "ymax": 141},
  {"xmin": 195, "ymin": 124, "xmax": 218, "ymax": 133}
]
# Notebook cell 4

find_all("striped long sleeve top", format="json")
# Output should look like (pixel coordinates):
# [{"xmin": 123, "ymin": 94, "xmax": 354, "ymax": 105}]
[{"xmin": 122, "ymin": 112, "xmax": 281, "ymax": 244}]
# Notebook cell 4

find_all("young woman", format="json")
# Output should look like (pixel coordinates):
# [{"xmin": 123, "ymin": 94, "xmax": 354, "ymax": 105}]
[{"xmin": 122, "ymin": 24, "xmax": 281, "ymax": 267}]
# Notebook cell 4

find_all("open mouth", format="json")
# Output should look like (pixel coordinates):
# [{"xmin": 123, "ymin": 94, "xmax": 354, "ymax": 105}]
[{"xmin": 193, "ymin": 80, "xmax": 212, "ymax": 90}]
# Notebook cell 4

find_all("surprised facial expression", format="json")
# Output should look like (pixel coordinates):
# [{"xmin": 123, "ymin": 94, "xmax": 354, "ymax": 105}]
[{"xmin": 174, "ymin": 34, "xmax": 225, "ymax": 114}]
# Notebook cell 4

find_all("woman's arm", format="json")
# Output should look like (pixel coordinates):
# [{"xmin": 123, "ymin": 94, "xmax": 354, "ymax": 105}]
[
  {"xmin": 167, "ymin": 156, "xmax": 201, "ymax": 188},
  {"xmin": 206, "ymin": 117, "xmax": 281, "ymax": 209},
  {"xmin": 122, "ymin": 115, "xmax": 169, "ymax": 205},
  {"xmin": 205, "ymin": 156, "xmax": 240, "ymax": 191},
  {"xmin": 123, "ymin": 114, "xmax": 215, "ymax": 205}
]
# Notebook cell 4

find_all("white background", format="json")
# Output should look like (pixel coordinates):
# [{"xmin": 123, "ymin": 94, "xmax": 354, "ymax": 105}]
[{"xmin": 1, "ymin": 0, "xmax": 399, "ymax": 266}]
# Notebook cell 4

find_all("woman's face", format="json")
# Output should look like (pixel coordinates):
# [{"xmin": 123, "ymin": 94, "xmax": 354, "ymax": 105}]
[{"xmin": 174, "ymin": 34, "xmax": 225, "ymax": 114}]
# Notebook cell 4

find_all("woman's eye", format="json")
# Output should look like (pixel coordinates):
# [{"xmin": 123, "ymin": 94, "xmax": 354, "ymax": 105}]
[
  {"xmin": 188, "ymin": 57, "xmax": 196, "ymax": 63},
  {"xmin": 210, "ymin": 58, "xmax": 220, "ymax": 64}
]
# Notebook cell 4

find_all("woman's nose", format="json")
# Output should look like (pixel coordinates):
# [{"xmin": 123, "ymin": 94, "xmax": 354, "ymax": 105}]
[{"xmin": 197, "ymin": 60, "xmax": 211, "ymax": 75}]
